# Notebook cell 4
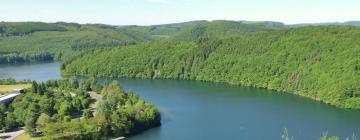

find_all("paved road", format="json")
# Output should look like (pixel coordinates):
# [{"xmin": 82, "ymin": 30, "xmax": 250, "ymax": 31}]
[
  {"xmin": 73, "ymin": 92, "xmax": 102, "ymax": 120},
  {"xmin": 89, "ymin": 91, "xmax": 102, "ymax": 116},
  {"xmin": 0, "ymin": 127, "xmax": 25, "ymax": 140}
]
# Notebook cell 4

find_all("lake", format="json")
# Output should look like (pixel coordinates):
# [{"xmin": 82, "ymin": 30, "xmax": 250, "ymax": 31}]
[
  {"xmin": 0, "ymin": 62, "xmax": 62, "ymax": 82},
  {"xmin": 1, "ymin": 62, "xmax": 360, "ymax": 140}
]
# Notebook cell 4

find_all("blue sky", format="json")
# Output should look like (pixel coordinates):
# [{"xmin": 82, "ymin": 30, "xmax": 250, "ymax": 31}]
[{"xmin": 0, "ymin": 0, "xmax": 359, "ymax": 25}]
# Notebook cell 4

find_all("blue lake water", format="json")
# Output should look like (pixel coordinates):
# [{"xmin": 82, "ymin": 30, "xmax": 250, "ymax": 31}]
[
  {"xmin": 0, "ymin": 62, "xmax": 62, "ymax": 82},
  {"xmin": 1, "ymin": 62, "xmax": 360, "ymax": 140}
]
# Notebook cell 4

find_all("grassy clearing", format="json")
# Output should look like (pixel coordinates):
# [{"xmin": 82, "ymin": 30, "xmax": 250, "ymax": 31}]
[
  {"xmin": 0, "ymin": 84, "xmax": 31, "ymax": 94},
  {"xmin": 14, "ymin": 133, "xmax": 42, "ymax": 140},
  {"xmin": 14, "ymin": 133, "xmax": 30, "ymax": 140}
]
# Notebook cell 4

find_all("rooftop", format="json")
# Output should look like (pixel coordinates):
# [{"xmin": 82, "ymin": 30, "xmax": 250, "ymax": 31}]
[{"xmin": 0, "ymin": 93, "xmax": 20, "ymax": 102}]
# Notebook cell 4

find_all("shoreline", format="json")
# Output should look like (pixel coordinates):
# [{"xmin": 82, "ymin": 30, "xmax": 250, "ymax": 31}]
[{"xmin": 62, "ymin": 72, "xmax": 357, "ymax": 110}]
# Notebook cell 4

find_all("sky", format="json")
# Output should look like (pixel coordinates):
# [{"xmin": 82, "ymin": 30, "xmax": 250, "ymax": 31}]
[{"xmin": 0, "ymin": 0, "xmax": 359, "ymax": 25}]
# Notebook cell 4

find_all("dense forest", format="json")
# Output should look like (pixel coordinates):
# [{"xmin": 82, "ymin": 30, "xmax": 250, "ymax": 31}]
[
  {"xmin": 173, "ymin": 20, "xmax": 279, "ymax": 40},
  {"xmin": 2, "ymin": 20, "xmax": 360, "ymax": 109},
  {"xmin": 0, "ymin": 22, "xmax": 152, "ymax": 64},
  {"xmin": 0, "ymin": 52, "xmax": 54, "ymax": 64},
  {"xmin": 63, "ymin": 25, "xmax": 360, "ymax": 109},
  {"xmin": 0, "ymin": 78, "xmax": 160, "ymax": 139},
  {"xmin": 0, "ymin": 22, "xmax": 67, "ymax": 36},
  {"xmin": 0, "ymin": 21, "xmax": 281, "ymax": 64},
  {"xmin": 117, "ymin": 20, "xmax": 208, "ymax": 39},
  {"xmin": 1, "ymin": 20, "xmax": 358, "ymax": 64}
]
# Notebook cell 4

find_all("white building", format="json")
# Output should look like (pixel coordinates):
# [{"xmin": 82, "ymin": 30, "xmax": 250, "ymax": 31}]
[{"xmin": 0, "ymin": 93, "xmax": 20, "ymax": 104}]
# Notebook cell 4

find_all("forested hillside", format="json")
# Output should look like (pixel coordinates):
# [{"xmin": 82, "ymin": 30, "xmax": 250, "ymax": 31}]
[
  {"xmin": 117, "ymin": 20, "xmax": 207, "ymax": 39},
  {"xmin": 173, "ymin": 20, "xmax": 278, "ymax": 40},
  {"xmin": 0, "ymin": 22, "xmax": 67, "ymax": 36},
  {"xmin": 0, "ymin": 20, "xmax": 279, "ymax": 64},
  {"xmin": 0, "ymin": 22, "xmax": 152, "ymax": 64},
  {"xmin": 289, "ymin": 21, "xmax": 360, "ymax": 27},
  {"xmin": 63, "ymin": 26, "xmax": 360, "ymax": 109}
]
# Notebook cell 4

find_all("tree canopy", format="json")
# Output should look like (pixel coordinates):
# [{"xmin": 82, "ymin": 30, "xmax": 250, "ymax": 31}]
[
  {"xmin": 0, "ymin": 78, "xmax": 160, "ymax": 139},
  {"xmin": 63, "ymin": 25, "xmax": 360, "ymax": 109}
]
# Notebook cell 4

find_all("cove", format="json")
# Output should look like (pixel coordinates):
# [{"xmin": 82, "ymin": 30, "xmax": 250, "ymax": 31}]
[{"xmin": 1, "ymin": 62, "xmax": 360, "ymax": 140}]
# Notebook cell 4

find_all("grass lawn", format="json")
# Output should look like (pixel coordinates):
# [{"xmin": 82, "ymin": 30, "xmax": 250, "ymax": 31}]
[
  {"xmin": 14, "ymin": 133, "xmax": 30, "ymax": 140},
  {"xmin": 0, "ymin": 84, "xmax": 31, "ymax": 94},
  {"xmin": 14, "ymin": 133, "xmax": 42, "ymax": 140}
]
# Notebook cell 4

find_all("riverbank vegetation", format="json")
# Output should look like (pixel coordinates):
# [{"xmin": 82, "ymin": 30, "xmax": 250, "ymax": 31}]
[
  {"xmin": 0, "ymin": 78, "xmax": 160, "ymax": 139},
  {"xmin": 63, "ymin": 25, "xmax": 360, "ymax": 109},
  {"xmin": 0, "ymin": 52, "xmax": 54, "ymax": 64}
]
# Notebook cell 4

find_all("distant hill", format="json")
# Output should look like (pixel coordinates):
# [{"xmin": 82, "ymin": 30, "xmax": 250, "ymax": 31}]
[
  {"xmin": 343, "ymin": 21, "xmax": 360, "ymax": 26},
  {"xmin": 117, "ymin": 20, "xmax": 207, "ymax": 39},
  {"xmin": 239, "ymin": 20, "xmax": 286, "ymax": 29},
  {"xmin": 0, "ymin": 20, "xmax": 280, "ymax": 64},
  {"xmin": 0, "ymin": 22, "xmax": 67, "ymax": 36},
  {"xmin": 116, "ymin": 20, "xmax": 284, "ymax": 40},
  {"xmin": 0, "ymin": 22, "xmax": 153, "ymax": 63},
  {"xmin": 1, "ymin": 20, "xmax": 359, "ymax": 64},
  {"xmin": 289, "ymin": 21, "xmax": 360, "ymax": 27},
  {"xmin": 173, "ymin": 20, "xmax": 278, "ymax": 40}
]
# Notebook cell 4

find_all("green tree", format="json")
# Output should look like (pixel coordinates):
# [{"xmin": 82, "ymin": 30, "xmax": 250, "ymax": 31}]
[
  {"xmin": 58, "ymin": 101, "xmax": 72, "ymax": 117},
  {"xmin": 32, "ymin": 81, "xmax": 38, "ymax": 93},
  {"xmin": 36, "ymin": 113, "xmax": 52, "ymax": 133},
  {"xmin": 69, "ymin": 77, "xmax": 79, "ymax": 89},
  {"xmin": 5, "ymin": 113, "xmax": 18, "ymax": 130},
  {"xmin": 25, "ymin": 116, "xmax": 37, "ymax": 136},
  {"xmin": 0, "ymin": 104, "xmax": 6, "ymax": 130},
  {"xmin": 110, "ymin": 110, "xmax": 130, "ymax": 136},
  {"xmin": 39, "ymin": 96, "xmax": 55, "ymax": 115},
  {"xmin": 63, "ymin": 116, "xmax": 71, "ymax": 122},
  {"xmin": 82, "ymin": 109, "xmax": 93, "ymax": 119},
  {"xmin": 72, "ymin": 97, "xmax": 83, "ymax": 111},
  {"xmin": 39, "ymin": 83, "xmax": 47, "ymax": 94}
]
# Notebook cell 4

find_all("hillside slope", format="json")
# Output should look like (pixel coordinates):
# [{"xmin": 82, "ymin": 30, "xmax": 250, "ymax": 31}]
[
  {"xmin": 0, "ymin": 20, "xmax": 278, "ymax": 64},
  {"xmin": 63, "ymin": 26, "xmax": 360, "ymax": 109},
  {"xmin": 173, "ymin": 20, "xmax": 278, "ymax": 40},
  {"xmin": 0, "ymin": 22, "xmax": 67, "ymax": 36},
  {"xmin": 0, "ymin": 22, "xmax": 152, "ymax": 63},
  {"xmin": 117, "ymin": 20, "xmax": 208, "ymax": 39}
]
